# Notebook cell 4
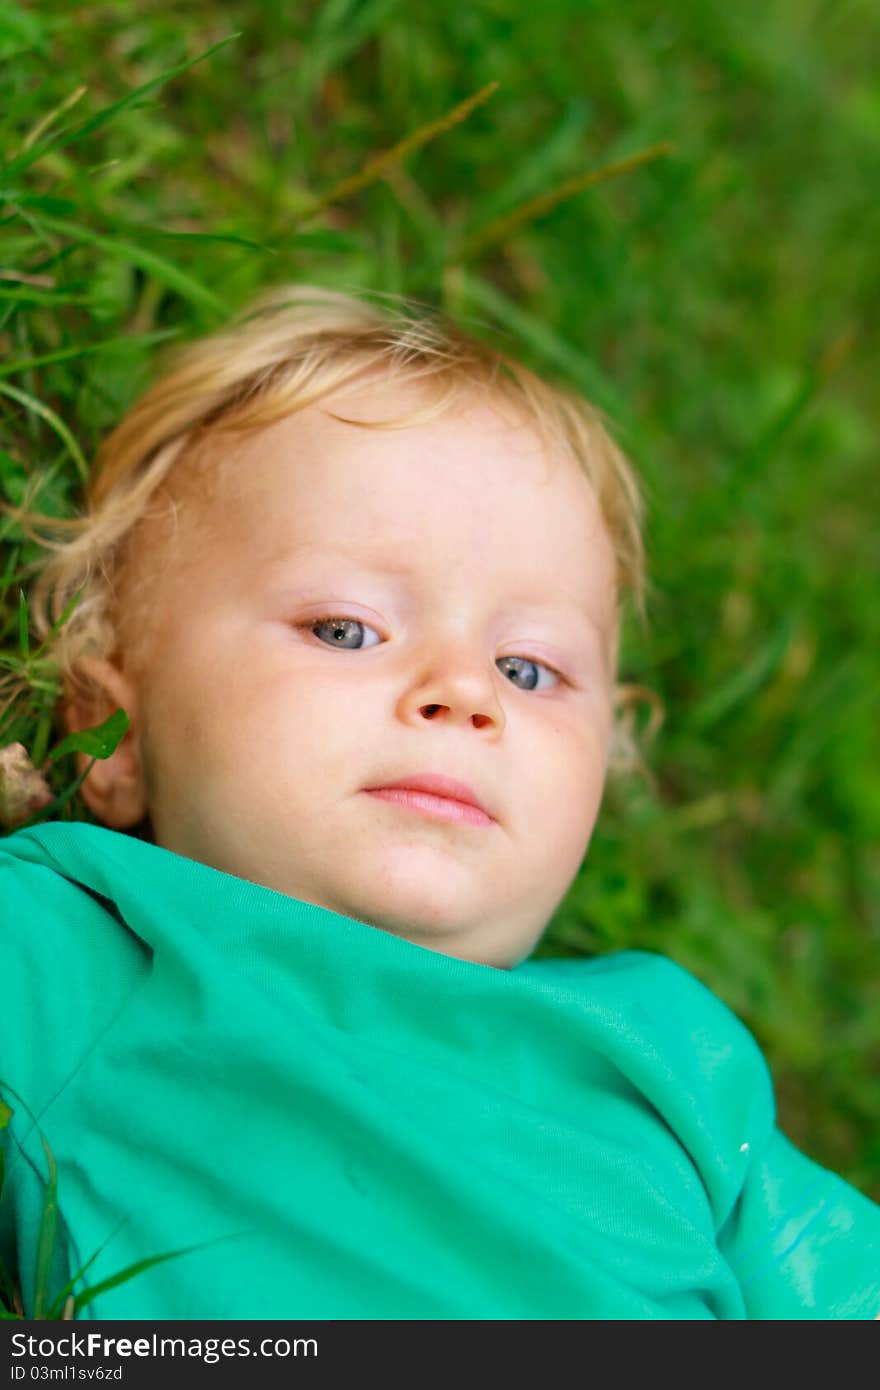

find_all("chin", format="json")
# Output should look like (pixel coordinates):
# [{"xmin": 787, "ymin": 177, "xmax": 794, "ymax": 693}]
[
  {"xmin": 327, "ymin": 878, "xmax": 523, "ymax": 968},
  {"xmin": 350, "ymin": 845, "xmax": 470, "ymax": 912},
  {"xmin": 358, "ymin": 896, "xmax": 471, "ymax": 942},
  {"xmin": 333, "ymin": 876, "xmax": 477, "ymax": 942}
]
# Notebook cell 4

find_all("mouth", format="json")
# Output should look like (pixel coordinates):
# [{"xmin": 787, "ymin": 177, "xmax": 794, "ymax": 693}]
[{"xmin": 362, "ymin": 773, "xmax": 494, "ymax": 827}]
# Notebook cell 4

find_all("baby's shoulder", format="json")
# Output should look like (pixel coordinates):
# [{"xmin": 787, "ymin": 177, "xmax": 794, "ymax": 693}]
[
  {"xmin": 0, "ymin": 823, "xmax": 149, "ymax": 1112},
  {"xmin": 0, "ymin": 822, "xmax": 135, "ymax": 955}
]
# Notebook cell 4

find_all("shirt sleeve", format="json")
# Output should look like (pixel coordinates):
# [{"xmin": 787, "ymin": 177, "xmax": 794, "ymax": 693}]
[
  {"xmin": 620, "ymin": 952, "xmax": 880, "ymax": 1319},
  {"xmin": 718, "ymin": 1125, "xmax": 880, "ymax": 1319}
]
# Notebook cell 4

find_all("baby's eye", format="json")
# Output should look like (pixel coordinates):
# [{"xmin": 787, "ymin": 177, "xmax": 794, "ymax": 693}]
[
  {"xmin": 309, "ymin": 616, "xmax": 382, "ymax": 649},
  {"xmin": 497, "ymin": 655, "xmax": 561, "ymax": 692}
]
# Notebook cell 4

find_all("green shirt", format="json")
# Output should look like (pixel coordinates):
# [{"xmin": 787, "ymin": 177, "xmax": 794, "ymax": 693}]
[{"xmin": 1, "ymin": 821, "xmax": 878, "ymax": 1320}]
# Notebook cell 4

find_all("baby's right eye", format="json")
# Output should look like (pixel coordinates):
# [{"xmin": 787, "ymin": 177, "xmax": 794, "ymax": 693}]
[{"xmin": 307, "ymin": 616, "xmax": 382, "ymax": 650}]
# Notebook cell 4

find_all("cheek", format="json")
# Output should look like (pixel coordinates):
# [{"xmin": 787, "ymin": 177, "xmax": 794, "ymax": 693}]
[
  {"xmin": 137, "ymin": 653, "xmax": 241, "ymax": 793},
  {"xmin": 206, "ymin": 668, "xmax": 369, "ymax": 775},
  {"xmin": 527, "ymin": 716, "xmax": 607, "ymax": 822},
  {"xmin": 534, "ymin": 708, "xmax": 605, "ymax": 774}
]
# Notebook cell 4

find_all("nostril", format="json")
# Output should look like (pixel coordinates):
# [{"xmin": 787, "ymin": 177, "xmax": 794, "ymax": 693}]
[{"xmin": 421, "ymin": 705, "xmax": 441, "ymax": 718}]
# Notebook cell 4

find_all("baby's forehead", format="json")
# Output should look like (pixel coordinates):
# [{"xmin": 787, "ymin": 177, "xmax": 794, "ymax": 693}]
[{"xmin": 150, "ymin": 385, "xmax": 612, "ymax": 581}]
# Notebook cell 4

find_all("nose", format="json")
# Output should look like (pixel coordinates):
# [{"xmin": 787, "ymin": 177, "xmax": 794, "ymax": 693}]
[{"xmin": 400, "ymin": 642, "xmax": 507, "ymax": 735}]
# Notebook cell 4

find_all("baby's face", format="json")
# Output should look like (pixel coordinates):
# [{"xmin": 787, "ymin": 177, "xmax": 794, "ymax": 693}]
[{"xmin": 89, "ymin": 380, "xmax": 619, "ymax": 967}]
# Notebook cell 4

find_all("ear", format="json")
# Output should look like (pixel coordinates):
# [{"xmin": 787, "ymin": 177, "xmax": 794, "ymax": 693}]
[{"xmin": 60, "ymin": 657, "xmax": 149, "ymax": 829}]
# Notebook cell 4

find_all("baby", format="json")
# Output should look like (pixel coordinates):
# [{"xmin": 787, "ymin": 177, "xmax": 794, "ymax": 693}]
[{"xmin": 1, "ymin": 284, "xmax": 878, "ymax": 1320}]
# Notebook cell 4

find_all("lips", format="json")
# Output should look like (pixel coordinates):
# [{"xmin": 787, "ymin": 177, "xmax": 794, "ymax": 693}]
[{"xmin": 363, "ymin": 772, "xmax": 491, "ymax": 818}]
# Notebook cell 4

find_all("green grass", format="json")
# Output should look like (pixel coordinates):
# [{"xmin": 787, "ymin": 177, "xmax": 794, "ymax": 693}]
[
  {"xmin": 1, "ymin": 0, "xmax": 877, "ymax": 1280},
  {"xmin": 0, "ymin": 1084, "xmax": 224, "ymax": 1320}
]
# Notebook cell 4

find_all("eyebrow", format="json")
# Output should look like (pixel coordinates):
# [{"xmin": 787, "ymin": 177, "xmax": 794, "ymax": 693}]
[{"xmin": 259, "ymin": 549, "xmax": 606, "ymax": 640}]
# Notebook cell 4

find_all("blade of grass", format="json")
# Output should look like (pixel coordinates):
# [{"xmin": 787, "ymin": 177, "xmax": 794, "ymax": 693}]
[
  {"xmin": 280, "ymin": 228, "xmax": 365, "ymax": 253},
  {"xmin": 738, "ymin": 326, "xmax": 857, "ymax": 494},
  {"xmin": 2, "ymin": 34, "xmax": 242, "ymax": 181},
  {"xmin": 0, "ymin": 327, "xmax": 178, "ymax": 380},
  {"xmin": 21, "ymin": 243, "xmax": 79, "ymax": 279},
  {"xmin": 0, "ymin": 1097, "xmax": 22, "ymax": 1317},
  {"xmin": 0, "ymin": 455, "xmax": 72, "ymax": 548},
  {"xmin": 16, "ymin": 589, "xmax": 28, "ymax": 659},
  {"xmin": 16, "ymin": 84, "xmax": 88, "ymax": 156},
  {"xmin": 45, "ymin": 581, "xmax": 87, "ymax": 643},
  {"xmin": 690, "ymin": 616, "xmax": 795, "ymax": 733},
  {"xmin": 11, "ymin": 193, "xmax": 78, "ymax": 217},
  {"xmin": 31, "ymin": 1134, "xmax": 58, "ymax": 1319},
  {"xmin": 17, "ymin": 213, "xmax": 226, "ymax": 318},
  {"xmin": 458, "ymin": 272, "xmax": 631, "ymax": 422},
  {"xmin": 29, "ymin": 700, "xmax": 55, "ymax": 770},
  {"xmin": 0, "ymin": 285, "xmax": 96, "ymax": 307},
  {"xmin": 0, "ymin": 542, "xmax": 20, "ymax": 591},
  {"xmin": 298, "ymin": 80, "xmax": 500, "ymax": 221},
  {"xmin": 47, "ymin": 1230, "xmax": 244, "ymax": 1320},
  {"xmin": 42, "ymin": 1215, "xmax": 128, "ymax": 1320},
  {"xmin": 0, "ymin": 1254, "xmax": 20, "ymax": 1316},
  {"xmin": 0, "ymin": 542, "xmax": 19, "ymax": 592},
  {"xmin": 104, "ymin": 219, "xmax": 276, "ymax": 254},
  {"xmin": 68, "ymin": 1248, "xmax": 203, "ymax": 1317},
  {"xmin": 0, "ymin": 1078, "xmax": 242, "ymax": 1320},
  {"xmin": 0, "ymin": 381, "xmax": 88, "ymax": 483},
  {"xmin": 292, "ymin": 0, "xmax": 406, "ymax": 106},
  {"xmin": 470, "ymin": 96, "xmax": 593, "ymax": 229},
  {"xmin": 451, "ymin": 141, "xmax": 674, "ymax": 264}
]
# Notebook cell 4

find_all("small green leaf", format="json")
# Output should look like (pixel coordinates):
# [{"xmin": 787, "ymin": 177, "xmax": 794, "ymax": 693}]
[{"xmin": 48, "ymin": 708, "xmax": 130, "ymax": 764}]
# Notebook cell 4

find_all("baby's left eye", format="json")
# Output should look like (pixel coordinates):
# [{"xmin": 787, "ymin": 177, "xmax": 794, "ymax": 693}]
[{"xmin": 497, "ymin": 655, "xmax": 561, "ymax": 692}]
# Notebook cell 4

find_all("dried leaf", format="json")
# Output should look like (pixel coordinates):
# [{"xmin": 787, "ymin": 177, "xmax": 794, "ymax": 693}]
[{"xmin": 0, "ymin": 741, "xmax": 54, "ymax": 830}]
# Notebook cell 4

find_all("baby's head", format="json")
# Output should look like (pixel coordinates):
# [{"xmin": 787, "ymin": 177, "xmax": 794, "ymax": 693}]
[{"xmin": 26, "ymin": 284, "xmax": 648, "ymax": 968}]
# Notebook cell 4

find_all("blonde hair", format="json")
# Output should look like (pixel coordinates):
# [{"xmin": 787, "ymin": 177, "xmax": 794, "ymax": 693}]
[{"xmin": 6, "ymin": 282, "xmax": 661, "ymax": 811}]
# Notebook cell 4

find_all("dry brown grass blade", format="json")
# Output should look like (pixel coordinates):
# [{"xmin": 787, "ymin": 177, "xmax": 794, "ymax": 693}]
[
  {"xmin": 298, "ymin": 80, "xmax": 501, "ymax": 221},
  {"xmin": 454, "ymin": 141, "xmax": 675, "ymax": 263}
]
